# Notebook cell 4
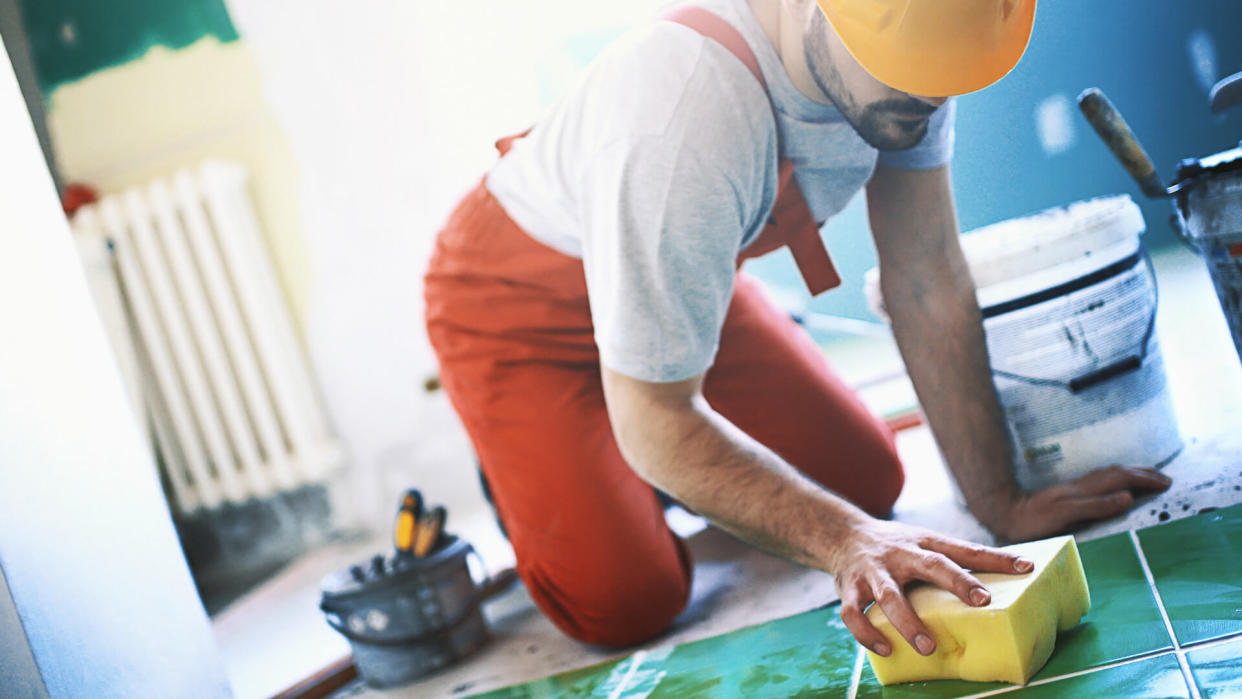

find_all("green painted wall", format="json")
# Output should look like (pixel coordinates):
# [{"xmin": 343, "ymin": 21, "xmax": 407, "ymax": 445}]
[{"xmin": 19, "ymin": 0, "xmax": 238, "ymax": 94}]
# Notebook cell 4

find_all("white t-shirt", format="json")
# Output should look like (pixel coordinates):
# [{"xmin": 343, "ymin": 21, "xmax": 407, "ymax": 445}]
[{"xmin": 486, "ymin": 0, "xmax": 955, "ymax": 382}]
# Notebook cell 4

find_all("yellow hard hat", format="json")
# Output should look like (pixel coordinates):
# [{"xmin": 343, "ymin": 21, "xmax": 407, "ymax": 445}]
[{"xmin": 815, "ymin": 0, "xmax": 1037, "ymax": 97}]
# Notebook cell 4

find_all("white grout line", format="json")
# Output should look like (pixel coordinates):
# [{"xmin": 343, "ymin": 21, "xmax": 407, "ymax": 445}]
[
  {"xmin": 1181, "ymin": 631, "xmax": 1242, "ymax": 653},
  {"xmin": 1128, "ymin": 530, "xmax": 1183, "ymax": 651},
  {"xmin": 1175, "ymin": 654, "xmax": 1204, "ymax": 699},
  {"xmin": 607, "ymin": 650, "xmax": 646, "ymax": 699},
  {"xmin": 1129, "ymin": 529, "xmax": 1202, "ymax": 699},
  {"xmin": 947, "ymin": 651, "xmax": 1182, "ymax": 699},
  {"xmin": 846, "ymin": 646, "xmax": 865, "ymax": 699}
]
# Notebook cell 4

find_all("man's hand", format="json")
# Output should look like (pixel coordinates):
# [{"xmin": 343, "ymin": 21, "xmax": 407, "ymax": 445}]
[
  {"xmin": 831, "ymin": 519, "xmax": 1032, "ymax": 657},
  {"xmin": 866, "ymin": 165, "xmax": 1172, "ymax": 541},
  {"xmin": 986, "ymin": 465, "xmax": 1172, "ymax": 543}
]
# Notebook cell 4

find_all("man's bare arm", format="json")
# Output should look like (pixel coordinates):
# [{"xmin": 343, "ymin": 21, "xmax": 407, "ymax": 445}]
[
  {"xmin": 601, "ymin": 367, "xmax": 1031, "ymax": 656},
  {"xmin": 866, "ymin": 163, "xmax": 1170, "ymax": 541}
]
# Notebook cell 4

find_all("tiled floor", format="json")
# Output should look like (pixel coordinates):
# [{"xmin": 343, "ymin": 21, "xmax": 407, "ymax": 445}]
[
  {"xmin": 469, "ymin": 504, "xmax": 1242, "ymax": 698},
  {"xmin": 1187, "ymin": 638, "xmax": 1242, "ymax": 699},
  {"xmin": 1137, "ymin": 507, "xmax": 1242, "ymax": 646},
  {"xmin": 216, "ymin": 244, "xmax": 1242, "ymax": 697}
]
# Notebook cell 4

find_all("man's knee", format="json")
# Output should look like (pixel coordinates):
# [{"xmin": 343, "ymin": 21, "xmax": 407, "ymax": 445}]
[
  {"xmin": 856, "ymin": 435, "xmax": 905, "ymax": 517},
  {"xmin": 521, "ymin": 556, "xmax": 692, "ymax": 648}
]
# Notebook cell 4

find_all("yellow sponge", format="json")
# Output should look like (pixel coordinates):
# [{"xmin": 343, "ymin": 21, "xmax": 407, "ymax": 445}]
[{"xmin": 865, "ymin": 535, "xmax": 1090, "ymax": 685}]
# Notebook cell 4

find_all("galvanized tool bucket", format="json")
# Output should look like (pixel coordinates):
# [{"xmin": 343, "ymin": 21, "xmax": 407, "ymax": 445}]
[
  {"xmin": 319, "ymin": 536, "xmax": 515, "ymax": 688},
  {"xmin": 1174, "ymin": 148, "xmax": 1242, "ymax": 366},
  {"xmin": 1079, "ymin": 76, "xmax": 1242, "ymax": 371}
]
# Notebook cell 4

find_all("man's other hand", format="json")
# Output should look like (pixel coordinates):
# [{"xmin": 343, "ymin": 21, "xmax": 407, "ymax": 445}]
[
  {"xmin": 987, "ymin": 465, "xmax": 1172, "ymax": 543},
  {"xmin": 831, "ymin": 520, "xmax": 1031, "ymax": 657}
]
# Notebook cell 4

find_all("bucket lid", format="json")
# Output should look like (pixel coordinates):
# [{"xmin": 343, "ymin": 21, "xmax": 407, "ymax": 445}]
[
  {"xmin": 958, "ymin": 195, "xmax": 1144, "ymax": 292},
  {"xmin": 864, "ymin": 195, "xmax": 1145, "ymax": 320}
]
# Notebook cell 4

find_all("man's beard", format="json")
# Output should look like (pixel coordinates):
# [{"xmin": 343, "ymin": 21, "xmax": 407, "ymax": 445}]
[
  {"xmin": 848, "ymin": 99, "xmax": 937, "ymax": 151},
  {"xmin": 804, "ymin": 18, "xmax": 936, "ymax": 151}
]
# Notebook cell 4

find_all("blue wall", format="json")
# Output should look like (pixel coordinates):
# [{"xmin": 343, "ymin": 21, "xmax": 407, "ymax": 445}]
[
  {"xmin": 747, "ymin": 0, "xmax": 1242, "ymax": 326},
  {"xmin": 953, "ymin": 0, "xmax": 1242, "ymax": 240}
]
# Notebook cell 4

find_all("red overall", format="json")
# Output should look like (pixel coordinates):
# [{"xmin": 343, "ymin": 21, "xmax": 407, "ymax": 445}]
[{"xmin": 424, "ymin": 8, "xmax": 903, "ymax": 647}]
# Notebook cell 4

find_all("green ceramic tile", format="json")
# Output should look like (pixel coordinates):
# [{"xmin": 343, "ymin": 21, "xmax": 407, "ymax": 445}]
[
  {"xmin": 643, "ymin": 606, "xmax": 858, "ymax": 698},
  {"xmin": 471, "ymin": 604, "xmax": 858, "ymax": 698},
  {"xmin": 1035, "ymin": 533, "xmax": 1173, "ymax": 677},
  {"xmin": 1006, "ymin": 654, "xmax": 1190, "ymax": 698},
  {"xmin": 856, "ymin": 533, "xmax": 1171, "ymax": 697},
  {"xmin": 468, "ymin": 656, "xmax": 627, "ymax": 698},
  {"xmin": 1138, "ymin": 503, "xmax": 1242, "ymax": 645},
  {"xmin": 855, "ymin": 662, "xmax": 1009, "ymax": 699},
  {"xmin": 1187, "ymin": 637, "xmax": 1242, "ymax": 699}
]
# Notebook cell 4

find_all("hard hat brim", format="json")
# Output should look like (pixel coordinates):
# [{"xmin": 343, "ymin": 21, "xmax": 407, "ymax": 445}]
[{"xmin": 816, "ymin": 0, "xmax": 1037, "ymax": 98}]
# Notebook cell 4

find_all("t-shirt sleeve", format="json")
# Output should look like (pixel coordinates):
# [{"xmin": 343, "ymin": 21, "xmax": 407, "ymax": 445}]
[
  {"xmin": 580, "ymin": 136, "xmax": 751, "ymax": 383},
  {"xmin": 875, "ymin": 98, "xmax": 956, "ymax": 170}
]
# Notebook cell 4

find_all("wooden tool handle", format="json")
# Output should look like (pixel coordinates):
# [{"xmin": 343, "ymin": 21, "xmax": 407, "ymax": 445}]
[{"xmin": 1077, "ymin": 88, "xmax": 1169, "ymax": 199}]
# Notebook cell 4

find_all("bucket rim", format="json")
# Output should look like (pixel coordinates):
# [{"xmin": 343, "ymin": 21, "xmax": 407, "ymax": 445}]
[
  {"xmin": 1178, "ymin": 170, "xmax": 1242, "ymax": 243},
  {"xmin": 320, "ymin": 535, "xmax": 473, "ymax": 601},
  {"xmin": 959, "ymin": 195, "xmax": 1145, "ymax": 293}
]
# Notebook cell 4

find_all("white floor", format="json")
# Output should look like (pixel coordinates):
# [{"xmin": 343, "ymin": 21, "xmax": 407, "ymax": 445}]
[{"xmin": 213, "ymin": 244, "xmax": 1242, "ymax": 699}]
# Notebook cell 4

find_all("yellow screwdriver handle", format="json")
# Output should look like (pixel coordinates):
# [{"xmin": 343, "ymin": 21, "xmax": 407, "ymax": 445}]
[
  {"xmin": 413, "ymin": 506, "xmax": 447, "ymax": 558},
  {"xmin": 394, "ymin": 490, "xmax": 423, "ymax": 556},
  {"xmin": 395, "ymin": 510, "xmax": 417, "ymax": 553}
]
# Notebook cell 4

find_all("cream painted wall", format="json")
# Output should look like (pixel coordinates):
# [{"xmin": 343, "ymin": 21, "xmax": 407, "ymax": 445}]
[
  {"xmin": 223, "ymin": 1, "xmax": 670, "ymax": 531},
  {"xmin": 46, "ymin": 37, "xmax": 311, "ymax": 335}
]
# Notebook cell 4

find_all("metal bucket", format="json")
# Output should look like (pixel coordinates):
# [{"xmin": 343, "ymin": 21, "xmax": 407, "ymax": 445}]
[
  {"xmin": 1076, "ymin": 86, "xmax": 1242, "ymax": 371},
  {"xmin": 1176, "ymin": 165, "xmax": 1242, "ymax": 366},
  {"xmin": 319, "ymin": 536, "xmax": 513, "ymax": 688}
]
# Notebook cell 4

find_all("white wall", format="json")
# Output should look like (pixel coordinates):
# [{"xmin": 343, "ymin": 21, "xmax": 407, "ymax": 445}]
[
  {"xmin": 224, "ymin": 1, "xmax": 669, "ymax": 530},
  {"xmin": 0, "ymin": 34, "xmax": 230, "ymax": 697}
]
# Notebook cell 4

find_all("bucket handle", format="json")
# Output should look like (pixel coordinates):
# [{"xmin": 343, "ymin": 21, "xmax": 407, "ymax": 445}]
[
  {"xmin": 990, "ymin": 248, "xmax": 1159, "ymax": 395},
  {"xmin": 320, "ymin": 555, "xmax": 519, "ymax": 648},
  {"xmin": 1171, "ymin": 192, "xmax": 1203, "ymax": 255}
]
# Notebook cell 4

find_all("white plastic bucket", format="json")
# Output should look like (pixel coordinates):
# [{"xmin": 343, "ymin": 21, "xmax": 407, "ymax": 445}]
[{"xmin": 866, "ymin": 195, "xmax": 1182, "ymax": 491}]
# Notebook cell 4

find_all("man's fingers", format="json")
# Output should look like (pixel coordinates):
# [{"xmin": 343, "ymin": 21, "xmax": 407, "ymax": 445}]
[
  {"xmin": 924, "ymin": 537, "xmax": 1034, "ymax": 577},
  {"xmin": 1032, "ymin": 490, "xmax": 1134, "ymax": 536},
  {"xmin": 1120, "ymin": 467, "xmax": 1174, "ymax": 492},
  {"xmin": 1060, "ymin": 490, "xmax": 1135, "ymax": 526},
  {"xmin": 839, "ymin": 587, "xmax": 892, "ymax": 657},
  {"xmin": 905, "ymin": 550, "xmax": 991, "ymax": 608},
  {"xmin": 870, "ymin": 574, "xmax": 937, "ymax": 656},
  {"xmin": 1070, "ymin": 465, "xmax": 1172, "ymax": 497}
]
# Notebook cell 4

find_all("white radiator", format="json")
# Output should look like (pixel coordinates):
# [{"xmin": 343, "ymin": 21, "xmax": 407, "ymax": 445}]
[{"xmin": 72, "ymin": 160, "xmax": 342, "ymax": 513}]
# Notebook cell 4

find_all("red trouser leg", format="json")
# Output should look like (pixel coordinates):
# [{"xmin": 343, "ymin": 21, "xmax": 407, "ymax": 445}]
[
  {"xmin": 426, "ymin": 182, "xmax": 691, "ymax": 648},
  {"xmin": 448, "ymin": 362, "xmax": 693, "ymax": 648},
  {"xmin": 425, "ymin": 184, "xmax": 903, "ymax": 647},
  {"xmin": 704, "ymin": 274, "xmax": 905, "ymax": 517}
]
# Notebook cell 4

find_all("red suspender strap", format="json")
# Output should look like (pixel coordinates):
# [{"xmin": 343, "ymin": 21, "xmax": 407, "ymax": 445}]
[
  {"xmin": 660, "ymin": 6, "xmax": 766, "ymax": 87},
  {"xmin": 776, "ymin": 162, "xmax": 841, "ymax": 295},
  {"xmin": 660, "ymin": 6, "xmax": 842, "ymax": 295}
]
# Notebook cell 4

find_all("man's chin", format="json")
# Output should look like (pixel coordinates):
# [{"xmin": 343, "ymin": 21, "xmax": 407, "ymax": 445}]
[{"xmin": 859, "ymin": 120, "xmax": 930, "ymax": 152}]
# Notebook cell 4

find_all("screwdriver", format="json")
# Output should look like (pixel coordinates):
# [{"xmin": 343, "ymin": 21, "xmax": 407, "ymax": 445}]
[
  {"xmin": 394, "ymin": 489, "xmax": 423, "ymax": 560},
  {"xmin": 413, "ymin": 506, "xmax": 447, "ymax": 558}
]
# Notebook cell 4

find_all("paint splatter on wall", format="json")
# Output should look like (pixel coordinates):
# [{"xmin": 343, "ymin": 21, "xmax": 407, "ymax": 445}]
[{"xmin": 19, "ymin": 0, "xmax": 238, "ymax": 93}]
